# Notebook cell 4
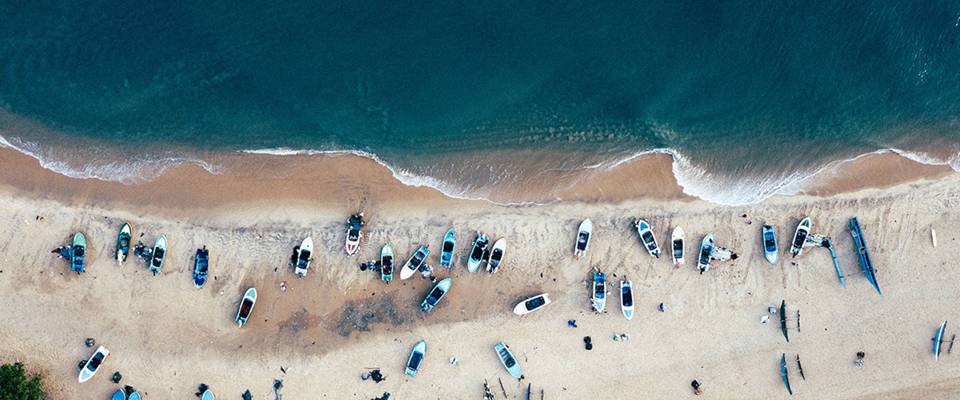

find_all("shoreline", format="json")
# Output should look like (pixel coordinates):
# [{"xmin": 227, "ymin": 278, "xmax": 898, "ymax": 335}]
[
  {"xmin": 1, "ymin": 150, "xmax": 959, "ymax": 398},
  {"xmin": 0, "ymin": 141, "xmax": 954, "ymax": 212}
]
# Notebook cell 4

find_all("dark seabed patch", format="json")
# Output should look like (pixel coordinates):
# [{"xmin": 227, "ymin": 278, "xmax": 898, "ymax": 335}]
[{"xmin": 335, "ymin": 295, "xmax": 405, "ymax": 337}]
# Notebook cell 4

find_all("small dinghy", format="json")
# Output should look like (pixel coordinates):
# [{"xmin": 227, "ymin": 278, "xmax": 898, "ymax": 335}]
[
  {"xmin": 494, "ymin": 342, "xmax": 523, "ymax": 380},
  {"xmin": 344, "ymin": 212, "xmax": 365, "ymax": 256},
  {"xmin": 574, "ymin": 219, "xmax": 592, "ymax": 258},
  {"xmin": 761, "ymin": 224, "xmax": 779, "ymax": 265},
  {"xmin": 116, "ymin": 223, "xmax": 132, "ymax": 264},
  {"xmin": 128, "ymin": 391, "xmax": 142, "ymax": 400},
  {"xmin": 148, "ymin": 235, "xmax": 167, "ymax": 275},
  {"xmin": 635, "ymin": 219, "xmax": 661, "ymax": 258},
  {"xmin": 78, "ymin": 345, "xmax": 109, "ymax": 383},
  {"xmin": 380, "ymin": 243, "xmax": 394, "ymax": 282},
  {"xmin": 591, "ymin": 270, "xmax": 607, "ymax": 313},
  {"xmin": 294, "ymin": 237, "xmax": 313, "ymax": 277},
  {"xmin": 193, "ymin": 246, "xmax": 210, "ymax": 288},
  {"xmin": 467, "ymin": 232, "xmax": 489, "ymax": 272},
  {"xmin": 671, "ymin": 226, "xmax": 685, "ymax": 268},
  {"xmin": 71, "ymin": 232, "xmax": 87, "ymax": 273},
  {"xmin": 790, "ymin": 217, "xmax": 811, "ymax": 257},
  {"xmin": 439, "ymin": 228, "xmax": 456, "ymax": 268},
  {"xmin": 697, "ymin": 233, "xmax": 715, "ymax": 273},
  {"xmin": 201, "ymin": 389, "xmax": 215, "ymax": 400},
  {"xmin": 399, "ymin": 245, "xmax": 430, "ymax": 280},
  {"xmin": 111, "ymin": 388, "xmax": 126, "ymax": 400},
  {"xmin": 486, "ymin": 238, "xmax": 506, "ymax": 273},
  {"xmin": 420, "ymin": 278, "xmax": 452, "ymax": 312},
  {"xmin": 235, "ymin": 287, "xmax": 257, "ymax": 327},
  {"xmin": 620, "ymin": 279, "xmax": 634, "ymax": 320},
  {"xmin": 404, "ymin": 339, "xmax": 427, "ymax": 377},
  {"xmin": 513, "ymin": 293, "xmax": 551, "ymax": 315}
]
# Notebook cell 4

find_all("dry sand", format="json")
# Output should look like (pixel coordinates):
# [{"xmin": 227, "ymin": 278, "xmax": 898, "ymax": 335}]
[{"xmin": 1, "ymin": 147, "xmax": 960, "ymax": 399}]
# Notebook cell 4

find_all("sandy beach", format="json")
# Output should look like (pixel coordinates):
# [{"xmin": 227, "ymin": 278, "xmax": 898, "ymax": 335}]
[{"xmin": 2, "ymin": 146, "xmax": 960, "ymax": 399}]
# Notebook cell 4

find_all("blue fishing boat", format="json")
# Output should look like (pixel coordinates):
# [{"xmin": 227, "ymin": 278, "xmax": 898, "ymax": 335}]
[
  {"xmin": 849, "ymin": 217, "xmax": 881, "ymax": 296},
  {"xmin": 71, "ymin": 232, "xmax": 87, "ymax": 273},
  {"xmin": 780, "ymin": 353, "xmax": 793, "ymax": 395},
  {"xmin": 420, "ymin": 278, "xmax": 452, "ymax": 312},
  {"xmin": 761, "ymin": 224, "xmax": 779, "ymax": 265},
  {"xmin": 439, "ymin": 228, "xmax": 456, "ymax": 268},
  {"xmin": 405, "ymin": 339, "xmax": 427, "ymax": 377},
  {"xmin": 193, "ymin": 246, "xmax": 209, "ymax": 288},
  {"xmin": 495, "ymin": 342, "xmax": 523, "ymax": 379}
]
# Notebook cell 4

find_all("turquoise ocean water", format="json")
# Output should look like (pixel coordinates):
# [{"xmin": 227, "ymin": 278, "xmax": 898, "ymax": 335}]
[{"xmin": 1, "ymin": 1, "xmax": 959, "ymax": 204}]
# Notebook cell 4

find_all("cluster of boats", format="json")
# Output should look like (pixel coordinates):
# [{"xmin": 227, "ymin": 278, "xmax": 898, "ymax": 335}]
[{"xmin": 403, "ymin": 339, "xmax": 523, "ymax": 381}]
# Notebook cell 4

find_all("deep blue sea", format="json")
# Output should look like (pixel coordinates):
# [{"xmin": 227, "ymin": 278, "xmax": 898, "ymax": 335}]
[{"xmin": 1, "ymin": 1, "xmax": 959, "ymax": 204}]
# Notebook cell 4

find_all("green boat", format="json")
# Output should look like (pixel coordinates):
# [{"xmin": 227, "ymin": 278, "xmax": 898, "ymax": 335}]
[
  {"xmin": 71, "ymin": 232, "xmax": 87, "ymax": 273},
  {"xmin": 116, "ymin": 223, "xmax": 132, "ymax": 264}
]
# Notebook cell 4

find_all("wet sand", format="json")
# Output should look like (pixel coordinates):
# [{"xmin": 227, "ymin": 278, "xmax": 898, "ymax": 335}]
[{"xmin": 1, "ymin": 146, "xmax": 960, "ymax": 399}]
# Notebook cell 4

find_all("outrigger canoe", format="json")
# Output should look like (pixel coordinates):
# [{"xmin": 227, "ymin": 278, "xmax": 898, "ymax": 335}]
[
  {"xmin": 148, "ymin": 235, "xmax": 167, "ymax": 275},
  {"xmin": 235, "ymin": 287, "xmax": 257, "ymax": 327},
  {"xmin": 513, "ymin": 293, "xmax": 551, "ymax": 315},
  {"xmin": 494, "ymin": 342, "xmax": 523, "ymax": 380},
  {"xmin": 780, "ymin": 353, "xmax": 793, "ymax": 395},
  {"xmin": 790, "ymin": 217, "xmax": 811, "ymax": 257},
  {"xmin": 116, "ymin": 223, "xmax": 132, "ymax": 264},
  {"xmin": 934, "ymin": 320, "xmax": 948, "ymax": 360},
  {"xmin": 574, "ymin": 219, "xmax": 592, "ymax": 258},
  {"xmin": 780, "ymin": 300, "xmax": 789, "ymax": 343},
  {"xmin": 850, "ymin": 216, "xmax": 881, "ymax": 296},
  {"xmin": 78, "ymin": 345, "xmax": 109, "ymax": 383},
  {"xmin": 420, "ymin": 278, "xmax": 451, "ymax": 312},
  {"xmin": 380, "ymin": 243, "xmax": 394, "ymax": 282},
  {"xmin": 405, "ymin": 339, "xmax": 427, "ymax": 377},
  {"xmin": 399, "ymin": 245, "xmax": 430, "ymax": 280},
  {"xmin": 635, "ymin": 219, "xmax": 661, "ymax": 258},
  {"xmin": 439, "ymin": 228, "xmax": 456, "ymax": 268},
  {"xmin": 762, "ymin": 224, "xmax": 779, "ymax": 265},
  {"xmin": 71, "ymin": 231, "xmax": 87, "ymax": 273}
]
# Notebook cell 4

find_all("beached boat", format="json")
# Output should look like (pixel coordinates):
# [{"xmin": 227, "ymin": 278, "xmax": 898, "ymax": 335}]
[
  {"xmin": 762, "ymin": 224, "xmax": 779, "ymax": 265},
  {"xmin": 486, "ymin": 238, "xmax": 506, "ymax": 273},
  {"xmin": 466, "ymin": 232, "xmax": 489, "ymax": 272},
  {"xmin": 439, "ymin": 228, "xmax": 456, "ymax": 268},
  {"xmin": 344, "ymin": 212, "xmax": 364, "ymax": 256},
  {"xmin": 235, "ymin": 287, "xmax": 257, "ymax": 327},
  {"xmin": 513, "ymin": 293, "xmax": 551, "ymax": 315},
  {"xmin": 380, "ymin": 243, "xmax": 394, "ymax": 282},
  {"xmin": 78, "ymin": 345, "xmax": 109, "ymax": 383},
  {"xmin": 671, "ymin": 226, "xmax": 684, "ymax": 268},
  {"xmin": 399, "ymin": 245, "xmax": 430, "ymax": 280},
  {"xmin": 71, "ymin": 231, "xmax": 86, "ymax": 273},
  {"xmin": 790, "ymin": 217, "xmax": 811, "ymax": 257},
  {"xmin": 620, "ymin": 279, "xmax": 634, "ymax": 320},
  {"xmin": 404, "ymin": 339, "xmax": 427, "ymax": 377},
  {"xmin": 849, "ymin": 216, "xmax": 881, "ymax": 295},
  {"xmin": 111, "ymin": 388, "xmax": 126, "ymax": 400},
  {"xmin": 193, "ymin": 246, "xmax": 209, "ymax": 288},
  {"xmin": 697, "ymin": 233, "xmax": 715, "ymax": 273},
  {"xmin": 201, "ymin": 390, "xmax": 215, "ymax": 400},
  {"xmin": 116, "ymin": 223, "xmax": 132, "ymax": 264},
  {"xmin": 935, "ymin": 321, "xmax": 948, "ymax": 360},
  {"xmin": 128, "ymin": 391, "xmax": 142, "ymax": 400},
  {"xmin": 591, "ymin": 270, "xmax": 606, "ymax": 313},
  {"xmin": 635, "ymin": 219, "xmax": 661, "ymax": 258},
  {"xmin": 494, "ymin": 342, "xmax": 523, "ymax": 380},
  {"xmin": 574, "ymin": 219, "xmax": 592, "ymax": 258},
  {"xmin": 780, "ymin": 300, "xmax": 789, "ymax": 342},
  {"xmin": 420, "ymin": 278, "xmax": 452, "ymax": 312},
  {"xmin": 148, "ymin": 235, "xmax": 167, "ymax": 275},
  {"xmin": 780, "ymin": 353, "xmax": 793, "ymax": 395},
  {"xmin": 294, "ymin": 237, "xmax": 313, "ymax": 277}
]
